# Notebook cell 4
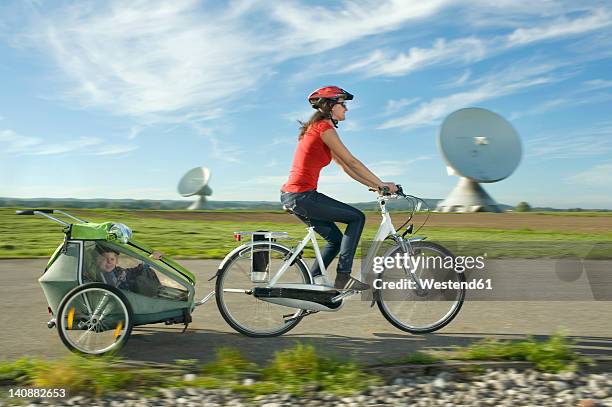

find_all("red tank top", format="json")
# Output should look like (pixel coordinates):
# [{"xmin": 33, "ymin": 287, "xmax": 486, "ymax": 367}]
[{"xmin": 282, "ymin": 120, "xmax": 333, "ymax": 192}]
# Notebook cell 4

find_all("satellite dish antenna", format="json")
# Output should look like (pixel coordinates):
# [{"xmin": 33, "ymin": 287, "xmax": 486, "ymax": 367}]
[
  {"xmin": 178, "ymin": 167, "xmax": 212, "ymax": 210},
  {"xmin": 436, "ymin": 108, "xmax": 521, "ymax": 212}
]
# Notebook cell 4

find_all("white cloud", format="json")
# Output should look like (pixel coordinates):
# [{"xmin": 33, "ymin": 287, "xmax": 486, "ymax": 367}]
[
  {"xmin": 271, "ymin": 136, "xmax": 297, "ymax": 146},
  {"xmin": 4, "ymin": 0, "xmax": 464, "ymax": 179},
  {"xmin": 270, "ymin": 0, "xmax": 452, "ymax": 54},
  {"xmin": 342, "ymin": 37, "xmax": 487, "ymax": 77},
  {"xmin": 507, "ymin": 8, "xmax": 612, "ymax": 46},
  {"xmin": 566, "ymin": 163, "xmax": 612, "ymax": 188},
  {"xmin": 455, "ymin": 1, "xmax": 566, "ymax": 29},
  {"xmin": 253, "ymin": 174, "xmax": 287, "ymax": 186},
  {"xmin": 128, "ymin": 125, "xmax": 146, "ymax": 140},
  {"xmin": 441, "ymin": 70, "xmax": 472, "ymax": 89},
  {"xmin": 342, "ymin": 120, "xmax": 361, "ymax": 132},
  {"xmin": 319, "ymin": 170, "xmax": 353, "ymax": 185},
  {"xmin": 509, "ymin": 77, "xmax": 612, "ymax": 120},
  {"xmin": 384, "ymin": 98, "xmax": 420, "ymax": 115},
  {"xmin": 509, "ymin": 98, "xmax": 571, "ymax": 120},
  {"xmin": 35, "ymin": 1, "xmax": 268, "ymax": 118},
  {"xmin": 0, "ymin": 129, "xmax": 41, "ymax": 152},
  {"xmin": 32, "ymin": 137, "xmax": 102, "ymax": 156},
  {"xmin": 368, "ymin": 157, "xmax": 431, "ymax": 178},
  {"xmin": 192, "ymin": 124, "xmax": 243, "ymax": 163},
  {"xmin": 208, "ymin": 136, "xmax": 243, "ymax": 163},
  {"xmin": 18, "ymin": 0, "xmax": 453, "ymax": 123},
  {"xmin": 341, "ymin": 8, "xmax": 612, "ymax": 80},
  {"xmin": 583, "ymin": 79, "xmax": 612, "ymax": 90},
  {"xmin": 0, "ymin": 128, "xmax": 138, "ymax": 156},
  {"xmin": 4, "ymin": 185, "xmax": 177, "ymax": 200},
  {"xmin": 379, "ymin": 63, "xmax": 566, "ymax": 130},
  {"xmin": 283, "ymin": 108, "xmax": 315, "ymax": 124},
  {"xmin": 93, "ymin": 144, "xmax": 138, "ymax": 156},
  {"xmin": 15, "ymin": 2, "xmax": 610, "ymax": 133},
  {"xmin": 253, "ymin": 156, "xmax": 432, "ymax": 189},
  {"xmin": 527, "ymin": 123, "xmax": 612, "ymax": 159}
]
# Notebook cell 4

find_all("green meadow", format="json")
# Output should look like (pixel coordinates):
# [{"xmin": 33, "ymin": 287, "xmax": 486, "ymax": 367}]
[{"xmin": 1, "ymin": 208, "xmax": 610, "ymax": 259}]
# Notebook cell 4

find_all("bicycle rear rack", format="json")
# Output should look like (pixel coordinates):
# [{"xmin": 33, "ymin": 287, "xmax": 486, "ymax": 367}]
[{"xmin": 232, "ymin": 231, "xmax": 290, "ymax": 241}]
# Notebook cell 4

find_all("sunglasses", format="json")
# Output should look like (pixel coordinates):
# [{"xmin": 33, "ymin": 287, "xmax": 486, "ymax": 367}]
[{"xmin": 335, "ymin": 101, "xmax": 347, "ymax": 108}]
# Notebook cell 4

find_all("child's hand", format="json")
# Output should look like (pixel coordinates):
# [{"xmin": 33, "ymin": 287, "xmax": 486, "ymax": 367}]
[{"xmin": 149, "ymin": 250, "xmax": 163, "ymax": 260}]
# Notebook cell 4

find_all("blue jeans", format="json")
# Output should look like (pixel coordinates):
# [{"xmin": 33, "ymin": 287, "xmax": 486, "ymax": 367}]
[{"xmin": 280, "ymin": 190, "xmax": 366, "ymax": 276}]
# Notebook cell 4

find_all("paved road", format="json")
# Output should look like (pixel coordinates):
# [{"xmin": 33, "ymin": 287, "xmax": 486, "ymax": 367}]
[{"xmin": 1, "ymin": 259, "xmax": 611, "ymax": 365}]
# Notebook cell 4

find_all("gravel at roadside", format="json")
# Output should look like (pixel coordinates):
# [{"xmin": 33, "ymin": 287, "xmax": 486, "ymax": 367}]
[{"xmin": 5, "ymin": 369, "xmax": 612, "ymax": 406}]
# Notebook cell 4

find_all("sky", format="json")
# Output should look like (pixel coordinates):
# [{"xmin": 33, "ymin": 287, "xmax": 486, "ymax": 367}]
[{"xmin": 0, "ymin": 0, "xmax": 611, "ymax": 208}]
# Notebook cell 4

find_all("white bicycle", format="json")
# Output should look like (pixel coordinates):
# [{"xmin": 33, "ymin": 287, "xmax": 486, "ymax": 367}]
[{"xmin": 214, "ymin": 186, "xmax": 465, "ymax": 337}]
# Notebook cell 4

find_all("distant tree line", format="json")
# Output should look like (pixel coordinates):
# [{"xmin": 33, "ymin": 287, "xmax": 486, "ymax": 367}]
[
  {"xmin": 0, "ymin": 198, "xmax": 191, "ymax": 210},
  {"xmin": 1, "ymin": 197, "xmax": 609, "ymax": 211},
  {"xmin": 0, "ymin": 197, "xmax": 440, "ymax": 211}
]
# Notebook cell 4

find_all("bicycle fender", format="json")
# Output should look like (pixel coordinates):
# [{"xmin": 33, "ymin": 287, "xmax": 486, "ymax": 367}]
[{"xmin": 217, "ymin": 243, "xmax": 251, "ymax": 272}]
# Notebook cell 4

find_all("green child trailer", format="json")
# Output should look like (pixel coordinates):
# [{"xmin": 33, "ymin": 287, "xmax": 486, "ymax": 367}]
[{"xmin": 17, "ymin": 209, "xmax": 214, "ymax": 355}]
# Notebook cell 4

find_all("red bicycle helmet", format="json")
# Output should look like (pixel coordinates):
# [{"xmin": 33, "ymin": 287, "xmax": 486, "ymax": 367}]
[{"xmin": 308, "ymin": 86, "xmax": 354, "ymax": 109}]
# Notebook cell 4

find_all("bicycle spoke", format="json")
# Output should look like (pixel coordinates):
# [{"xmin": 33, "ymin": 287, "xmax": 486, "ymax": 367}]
[
  {"xmin": 60, "ymin": 286, "xmax": 131, "ymax": 354},
  {"xmin": 377, "ymin": 242, "xmax": 465, "ymax": 333}
]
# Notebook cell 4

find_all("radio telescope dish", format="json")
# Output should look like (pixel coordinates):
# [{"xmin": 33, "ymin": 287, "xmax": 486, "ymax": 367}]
[
  {"xmin": 178, "ymin": 167, "xmax": 212, "ymax": 210},
  {"xmin": 436, "ymin": 108, "xmax": 521, "ymax": 212}
]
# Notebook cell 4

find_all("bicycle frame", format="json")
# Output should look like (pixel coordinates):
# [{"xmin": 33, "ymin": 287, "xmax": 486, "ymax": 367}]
[
  {"xmin": 215, "ymin": 189, "xmax": 464, "ymax": 337},
  {"xmin": 268, "ymin": 194, "xmax": 420, "ymax": 287}
]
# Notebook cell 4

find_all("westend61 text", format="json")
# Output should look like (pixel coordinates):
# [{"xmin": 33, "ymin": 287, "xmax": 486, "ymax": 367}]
[
  {"xmin": 372, "ymin": 253, "xmax": 486, "ymax": 273},
  {"xmin": 373, "ymin": 278, "xmax": 493, "ymax": 290}
]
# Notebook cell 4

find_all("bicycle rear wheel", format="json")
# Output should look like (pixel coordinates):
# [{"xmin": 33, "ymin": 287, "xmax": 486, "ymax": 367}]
[
  {"xmin": 215, "ymin": 242, "xmax": 311, "ymax": 337},
  {"xmin": 376, "ymin": 241, "xmax": 465, "ymax": 334}
]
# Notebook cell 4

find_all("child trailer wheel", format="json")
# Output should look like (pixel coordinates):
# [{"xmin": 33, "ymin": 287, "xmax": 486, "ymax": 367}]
[{"xmin": 56, "ymin": 283, "xmax": 134, "ymax": 355}]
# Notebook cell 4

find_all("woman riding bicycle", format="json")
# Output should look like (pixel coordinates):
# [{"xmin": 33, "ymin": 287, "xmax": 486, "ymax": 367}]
[{"xmin": 281, "ymin": 86, "xmax": 398, "ymax": 290}]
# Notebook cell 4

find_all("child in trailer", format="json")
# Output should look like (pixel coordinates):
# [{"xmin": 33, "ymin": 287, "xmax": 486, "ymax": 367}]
[{"xmin": 87, "ymin": 245, "xmax": 163, "ymax": 296}]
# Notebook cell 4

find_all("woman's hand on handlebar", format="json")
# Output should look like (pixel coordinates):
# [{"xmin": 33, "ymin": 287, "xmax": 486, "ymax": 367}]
[
  {"xmin": 379, "ymin": 182, "xmax": 399, "ymax": 194},
  {"xmin": 369, "ymin": 182, "xmax": 399, "ymax": 194}
]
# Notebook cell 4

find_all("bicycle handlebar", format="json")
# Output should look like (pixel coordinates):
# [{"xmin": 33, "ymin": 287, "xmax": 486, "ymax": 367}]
[
  {"xmin": 368, "ymin": 184, "xmax": 405, "ymax": 197},
  {"xmin": 16, "ymin": 209, "xmax": 55, "ymax": 215},
  {"xmin": 15, "ymin": 209, "xmax": 88, "ymax": 225}
]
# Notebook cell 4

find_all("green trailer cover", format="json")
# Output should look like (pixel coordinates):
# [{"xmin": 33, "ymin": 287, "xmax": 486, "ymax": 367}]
[
  {"xmin": 69, "ymin": 222, "xmax": 116, "ymax": 240},
  {"xmin": 40, "ymin": 238, "xmax": 196, "ymax": 328},
  {"xmin": 67, "ymin": 222, "xmax": 196, "ymax": 284},
  {"xmin": 129, "ymin": 239, "xmax": 196, "ymax": 284},
  {"xmin": 122, "ymin": 291, "xmax": 190, "ymax": 325},
  {"xmin": 39, "ymin": 242, "xmax": 80, "ymax": 314}
]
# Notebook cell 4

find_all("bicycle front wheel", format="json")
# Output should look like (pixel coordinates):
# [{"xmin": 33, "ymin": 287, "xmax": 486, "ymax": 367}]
[
  {"xmin": 376, "ymin": 241, "xmax": 465, "ymax": 334},
  {"xmin": 215, "ymin": 242, "xmax": 311, "ymax": 337}
]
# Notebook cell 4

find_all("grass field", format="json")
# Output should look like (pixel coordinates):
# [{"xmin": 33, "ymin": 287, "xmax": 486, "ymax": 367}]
[{"xmin": 1, "ymin": 208, "xmax": 611, "ymax": 259}]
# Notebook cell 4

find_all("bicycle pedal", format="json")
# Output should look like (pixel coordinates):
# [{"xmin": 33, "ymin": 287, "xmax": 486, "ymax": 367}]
[
  {"xmin": 331, "ymin": 290, "xmax": 359, "ymax": 303},
  {"xmin": 334, "ymin": 288, "xmax": 361, "ymax": 294}
]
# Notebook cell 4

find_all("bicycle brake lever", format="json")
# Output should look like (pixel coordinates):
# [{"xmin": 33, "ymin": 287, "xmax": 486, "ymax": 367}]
[{"xmin": 395, "ymin": 184, "xmax": 405, "ymax": 197}]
